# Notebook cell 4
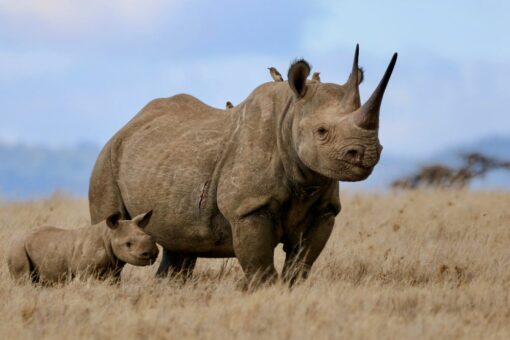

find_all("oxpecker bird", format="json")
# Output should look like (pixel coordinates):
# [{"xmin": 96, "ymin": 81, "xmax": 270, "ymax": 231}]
[
  {"xmin": 268, "ymin": 67, "xmax": 283, "ymax": 82},
  {"xmin": 226, "ymin": 101, "xmax": 234, "ymax": 109},
  {"xmin": 311, "ymin": 72, "xmax": 321, "ymax": 83}
]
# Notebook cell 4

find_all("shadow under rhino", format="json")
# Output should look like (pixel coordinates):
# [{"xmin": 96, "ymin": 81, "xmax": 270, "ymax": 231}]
[{"xmin": 89, "ymin": 45, "xmax": 398, "ymax": 287}]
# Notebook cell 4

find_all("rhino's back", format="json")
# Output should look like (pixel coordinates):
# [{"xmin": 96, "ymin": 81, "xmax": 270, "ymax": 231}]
[{"xmin": 113, "ymin": 95, "xmax": 236, "ymax": 251}]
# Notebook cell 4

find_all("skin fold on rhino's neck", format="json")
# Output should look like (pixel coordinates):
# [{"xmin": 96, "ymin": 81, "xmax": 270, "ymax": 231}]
[
  {"xmin": 226, "ymin": 83, "xmax": 333, "ymax": 194},
  {"xmin": 273, "ymin": 86, "xmax": 332, "ymax": 190}
]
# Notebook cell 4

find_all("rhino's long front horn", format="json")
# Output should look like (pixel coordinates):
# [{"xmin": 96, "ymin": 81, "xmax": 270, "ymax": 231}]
[
  {"xmin": 354, "ymin": 53, "xmax": 398, "ymax": 130},
  {"xmin": 342, "ymin": 44, "xmax": 361, "ymax": 110}
]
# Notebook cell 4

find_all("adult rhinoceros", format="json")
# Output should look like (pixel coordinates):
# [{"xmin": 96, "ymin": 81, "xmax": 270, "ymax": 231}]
[{"xmin": 89, "ymin": 46, "xmax": 397, "ymax": 286}]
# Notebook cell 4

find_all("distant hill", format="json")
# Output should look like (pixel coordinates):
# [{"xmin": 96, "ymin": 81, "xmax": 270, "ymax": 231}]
[
  {"xmin": 433, "ymin": 136, "xmax": 510, "ymax": 189},
  {"xmin": 1, "ymin": 136, "xmax": 509, "ymax": 199},
  {"xmin": 432, "ymin": 135, "xmax": 510, "ymax": 164},
  {"xmin": 0, "ymin": 142, "xmax": 99, "ymax": 199},
  {"xmin": 344, "ymin": 135, "xmax": 510, "ymax": 191}
]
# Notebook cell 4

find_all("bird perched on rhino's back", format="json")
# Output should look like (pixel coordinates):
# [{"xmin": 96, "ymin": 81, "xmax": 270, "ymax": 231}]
[
  {"xmin": 268, "ymin": 67, "xmax": 283, "ymax": 81},
  {"xmin": 311, "ymin": 72, "xmax": 321, "ymax": 83},
  {"xmin": 225, "ymin": 101, "xmax": 234, "ymax": 109},
  {"xmin": 89, "ymin": 44, "xmax": 398, "ymax": 287}
]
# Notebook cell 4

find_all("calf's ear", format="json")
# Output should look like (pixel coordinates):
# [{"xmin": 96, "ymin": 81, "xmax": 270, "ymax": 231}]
[
  {"xmin": 287, "ymin": 59, "xmax": 311, "ymax": 98},
  {"xmin": 133, "ymin": 210, "xmax": 153, "ymax": 229},
  {"xmin": 106, "ymin": 212, "xmax": 121, "ymax": 229}
]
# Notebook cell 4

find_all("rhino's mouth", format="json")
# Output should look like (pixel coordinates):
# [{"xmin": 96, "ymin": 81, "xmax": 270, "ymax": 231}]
[
  {"xmin": 299, "ymin": 152, "xmax": 374, "ymax": 181},
  {"xmin": 339, "ymin": 159, "xmax": 372, "ymax": 170},
  {"xmin": 334, "ymin": 161, "xmax": 374, "ymax": 181},
  {"xmin": 313, "ymin": 161, "xmax": 373, "ymax": 182}
]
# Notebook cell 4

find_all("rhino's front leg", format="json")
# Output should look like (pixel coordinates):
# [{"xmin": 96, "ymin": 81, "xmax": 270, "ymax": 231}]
[
  {"xmin": 232, "ymin": 213, "xmax": 279, "ymax": 287},
  {"xmin": 282, "ymin": 212, "xmax": 335, "ymax": 285}
]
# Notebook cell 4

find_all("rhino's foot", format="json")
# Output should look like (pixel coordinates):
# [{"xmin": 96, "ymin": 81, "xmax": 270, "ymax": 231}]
[
  {"xmin": 155, "ymin": 249, "xmax": 196, "ymax": 283},
  {"xmin": 240, "ymin": 269, "xmax": 278, "ymax": 292},
  {"xmin": 281, "ymin": 261, "xmax": 311, "ymax": 288}
]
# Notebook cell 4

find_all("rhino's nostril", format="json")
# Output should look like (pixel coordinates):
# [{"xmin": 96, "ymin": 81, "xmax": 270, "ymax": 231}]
[
  {"xmin": 141, "ymin": 252, "xmax": 149, "ymax": 258},
  {"xmin": 346, "ymin": 149, "xmax": 358, "ymax": 158},
  {"xmin": 345, "ymin": 147, "xmax": 364, "ymax": 163}
]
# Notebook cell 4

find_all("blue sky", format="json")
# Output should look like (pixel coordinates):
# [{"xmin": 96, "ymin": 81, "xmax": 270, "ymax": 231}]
[{"xmin": 0, "ymin": 0, "xmax": 509, "ymax": 157}]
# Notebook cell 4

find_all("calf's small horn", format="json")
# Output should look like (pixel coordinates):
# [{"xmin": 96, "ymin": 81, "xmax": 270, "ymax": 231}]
[{"xmin": 354, "ymin": 53, "xmax": 398, "ymax": 130}]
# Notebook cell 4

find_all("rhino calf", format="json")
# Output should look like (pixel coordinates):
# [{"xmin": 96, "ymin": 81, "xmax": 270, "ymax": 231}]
[{"xmin": 7, "ymin": 211, "xmax": 158, "ymax": 284}]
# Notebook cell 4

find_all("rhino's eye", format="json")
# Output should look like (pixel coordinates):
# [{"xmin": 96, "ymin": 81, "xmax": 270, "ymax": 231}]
[
  {"xmin": 317, "ymin": 127, "xmax": 328, "ymax": 138},
  {"xmin": 126, "ymin": 242, "xmax": 132, "ymax": 248}
]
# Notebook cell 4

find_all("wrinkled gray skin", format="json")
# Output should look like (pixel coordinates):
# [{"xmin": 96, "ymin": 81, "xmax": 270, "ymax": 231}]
[
  {"xmin": 89, "ymin": 46, "xmax": 397, "ymax": 286},
  {"xmin": 7, "ymin": 211, "xmax": 158, "ymax": 284}
]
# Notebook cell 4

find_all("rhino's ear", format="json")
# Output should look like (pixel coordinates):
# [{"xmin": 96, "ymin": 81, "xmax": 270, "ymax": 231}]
[
  {"xmin": 106, "ymin": 212, "xmax": 121, "ymax": 229},
  {"xmin": 287, "ymin": 59, "xmax": 311, "ymax": 98},
  {"xmin": 133, "ymin": 210, "xmax": 153, "ymax": 229}
]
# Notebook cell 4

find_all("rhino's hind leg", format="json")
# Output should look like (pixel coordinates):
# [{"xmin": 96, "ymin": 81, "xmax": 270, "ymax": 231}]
[
  {"xmin": 89, "ymin": 144, "xmax": 130, "ymax": 224},
  {"xmin": 156, "ymin": 249, "xmax": 196, "ymax": 282}
]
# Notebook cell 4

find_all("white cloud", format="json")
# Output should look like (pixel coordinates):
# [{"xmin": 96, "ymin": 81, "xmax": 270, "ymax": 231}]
[
  {"xmin": 0, "ymin": 52, "xmax": 289, "ymax": 147},
  {"xmin": 301, "ymin": 0, "xmax": 510, "ymax": 62},
  {"xmin": 0, "ymin": 0, "xmax": 179, "ymax": 37}
]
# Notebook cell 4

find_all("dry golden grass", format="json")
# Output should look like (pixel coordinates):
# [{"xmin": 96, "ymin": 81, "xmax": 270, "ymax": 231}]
[{"xmin": 1, "ymin": 190, "xmax": 510, "ymax": 339}]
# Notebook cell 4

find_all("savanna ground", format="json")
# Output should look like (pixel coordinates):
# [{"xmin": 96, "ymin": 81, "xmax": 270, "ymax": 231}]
[{"xmin": 1, "ymin": 190, "xmax": 510, "ymax": 339}]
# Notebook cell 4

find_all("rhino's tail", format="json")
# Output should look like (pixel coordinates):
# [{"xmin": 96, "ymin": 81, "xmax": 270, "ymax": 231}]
[
  {"xmin": 6, "ymin": 236, "xmax": 39, "ymax": 283},
  {"xmin": 89, "ymin": 138, "xmax": 131, "ymax": 224}
]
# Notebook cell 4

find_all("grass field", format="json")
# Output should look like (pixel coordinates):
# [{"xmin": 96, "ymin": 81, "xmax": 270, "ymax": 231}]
[{"xmin": 1, "ymin": 190, "xmax": 510, "ymax": 339}]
